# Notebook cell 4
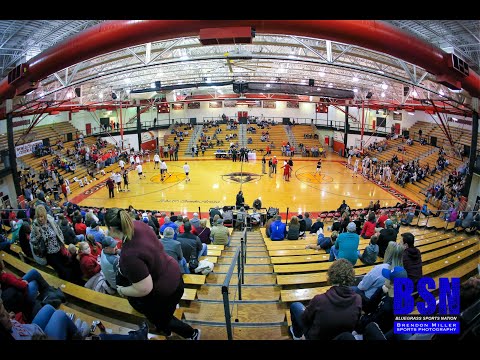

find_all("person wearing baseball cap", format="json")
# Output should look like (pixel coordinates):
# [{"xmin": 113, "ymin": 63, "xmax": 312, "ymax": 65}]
[
  {"xmin": 356, "ymin": 265, "xmax": 408, "ymax": 336},
  {"xmin": 329, "ymin": 222, "xmax": 360, "ymax": 265},
  {"xmin": 100, "ymin": 236, "xmax": 120, "ymax": 291}
]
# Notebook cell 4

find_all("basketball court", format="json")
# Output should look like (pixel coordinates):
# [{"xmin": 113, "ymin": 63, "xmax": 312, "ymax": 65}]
[{"xmin": 73, "ymin": 153, "xmax": 412, "ymax": 214}]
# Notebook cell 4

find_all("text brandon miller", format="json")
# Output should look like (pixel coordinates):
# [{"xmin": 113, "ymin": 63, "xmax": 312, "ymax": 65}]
[{"xmin": 395, "ymin": 315, "xmax": 459, "ymax": 321}]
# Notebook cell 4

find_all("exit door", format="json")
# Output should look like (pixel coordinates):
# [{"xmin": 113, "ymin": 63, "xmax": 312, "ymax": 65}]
[
  {"xmin": 85, "ymin": 123, "xmax": 92, "ymax": 135},
  {"xmin": 238, "ymin": 111, "xmax": 248, "ymax": 124}
]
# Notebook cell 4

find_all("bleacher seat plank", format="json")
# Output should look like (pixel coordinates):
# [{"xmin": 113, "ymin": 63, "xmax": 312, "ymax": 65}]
[
  {"xmin": 274, "ymin": 258, "xmax": 381, "ymax": 274},
  {"xmin": 281, "ymin": 286, "xmax": 330, "ymax": 303},
  {"xmin": 199, "ymin": 256, "xmax": 218, "ymax": 263},
  {"xmin": 279, "ymin": 238, "xmax": 479, "ymax": 303},
  {"xmin": 271, "ymin": 254, "xmax": 330, "ymax": 264},
  {"xmin": 277, "ymin": 265, "xmax": 374, "ymax": 285},
  {"xmin": 205, "ymin": 249, "xmax": 222, "ymax": 257}
]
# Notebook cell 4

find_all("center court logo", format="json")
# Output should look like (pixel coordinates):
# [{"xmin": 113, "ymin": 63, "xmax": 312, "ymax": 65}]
[{"xmin": 222, "ymin": 172, "xmax": 262, "ymax": 184}]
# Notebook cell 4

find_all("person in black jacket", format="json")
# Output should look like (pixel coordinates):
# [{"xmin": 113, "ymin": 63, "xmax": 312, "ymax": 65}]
[
  {"xmin": 400, "ymin": 232, "xmax": 423, "ymax": 286},
  {"xmin": 58, "ymin": 217, "xmax": 84, "ymax": 245},
  {"xmin": 288, "ymin": 259, "xmax": 361, "ymax": 340},
  {"xmin": 377, "ymin": 220, "xmax": 397, "ymax": 258},
  {"xmin": 236, "ymin": 191, "xmax": 245, "ymax": 209}
]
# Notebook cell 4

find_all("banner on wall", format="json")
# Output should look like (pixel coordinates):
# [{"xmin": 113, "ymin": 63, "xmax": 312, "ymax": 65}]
[
  {"xmin": 15, "ymin": 140, "xmax": 43, "ymax": 158},
  {"xmin": 187, "ymin": 102, "xmax": 201, "ymax": 109},
  {"xmin": 209, "ymin": 101, "xmax": 222, "ymax": 108},
  {"xmin": 224, "ymin": 100, "xmax": 237, "ymax": 107},
  {"xmin": 393, "ymin": 112, "xmax": 402, "ymax": 121},
  {"xmin": 172, "ymin": 103, "xmax": 184, "ymax": 110},
  {"xmin": 263, "ymin": 101, "xmax": 276, "ymax": 108},
  {"xmin": 286, "ymin": 101, "xmax": 299, "ymax": 108}
]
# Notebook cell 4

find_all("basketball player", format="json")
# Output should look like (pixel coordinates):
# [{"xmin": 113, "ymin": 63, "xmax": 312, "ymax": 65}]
[
  {"xmin": 316, "ymin": 159, "xmax": 322, "ymax": 175},
  {"xmin": 136, "ymin": 163, "xmax": 146, "ymax": 179},
  {"xmin": 135, "ymin": 154, "xmax": 141, "ymax": 166},
  {"xmin": 353, "ymin": 158, "xmax": 359, "ymax": 178},
  {"xmin": 154, "ymin": 152, "xmax": 160, "ymax": 169},
  {"xmin": 114, "ymin": 171, "xmax": 122, "ymax": 192},
  {"xmin": 123, "ymin": 169, "xmax": 130, "ymax": 191},
  {"xmin": 183, "ymin": 162, "xmax": 190, "ymax": 182},
  {"xmin": 160, "ymin": 160, "xmax": 168, "ymax": 181},
  {"xmin": 129, "ymin": 154, "xmax": 135, "ymax": 167},
  {"xmin": 119, "ymin": 158, "xmax": 125, "ymax": 171}
]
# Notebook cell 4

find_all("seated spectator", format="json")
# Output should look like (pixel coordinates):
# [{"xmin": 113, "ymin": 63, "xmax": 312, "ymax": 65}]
[
  {"xmin": 352, "ymin": 242, "xmax": 404, "ymax": 312},
  {"xmin": 0, "ymin": 259, "xmax": 50, "ymax": 322},
  {"xmin": 356, "ymin": 266, "xmax": 408, "ymax": 335},
  {"xmin": 161, "ymin": 227, "xmax": 189, "ymax": 274},
  {"xmin": 77, "ymin": 242, "xmax": 101, "ymax": 280},
  {"xmin": 360, "ymin": 212, "xmax": 377, "ymax": 239},
  {"xmin": 269, "ymin": 215, "xmax": 286, "ymax": 241},
  {"xmin": 358, "ymin": 235, "xmax": 379, "ymax": 265},
  {"xmin": 400, "ymin": 232, "xmax": 423, "ymax": 286},
  {"xmin": 306, "ymin": 229, "xmax": 338, "ymax": 253},
  {"xmin": 288, "ymin": 259, "xmax": 362, "ymax": 340},
  {"xmin": 196, "ymin": 219, "xmax": 212, "ymax": 244},
  {"xmin": 400, "ymin": 208, "xmax": 415, "ymax": 226},
  {"xmin": 99, "ymin": 236, "xmax": 119, "ymax": 292},
  {"xmin": 211, "ymin": 219, "xmax": 231, "ymax": 246},
  {"xmin": 287, "ymin": 216, "xmax": 301, "ymax": 240},
  {"xmin": 377, "ymin": 220, "xmax": 397, "ymax": 258},
  {"xmin": 86, "ymin": 221, "xmax": 106, "ymax": 246},
  {"xmin": 329, "ymin": 222, "xmax": 360, "ymax": 265},
  {"xmin": 59, "ymin": 218, "xmax": 84, "ymax": 245},
  {"xmin": 309, "ymin": 217, "xmax": 324, "ymax": 234},
  {"xmin": 303, "ymin": 212, "xmax": 313, "ymax": 231}
]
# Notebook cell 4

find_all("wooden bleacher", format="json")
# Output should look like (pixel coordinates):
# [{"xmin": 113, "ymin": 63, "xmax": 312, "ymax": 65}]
[
  {"xmin": 290, "ymin": 124, "xmax": 325, "ymax": 157},
  {"xmin": 245, "ymin": 124, "xmax": 285, "ymax": 157},
  {"xmin": 277, "ymin": 232, "xmax": 479, "ymax": 302}
]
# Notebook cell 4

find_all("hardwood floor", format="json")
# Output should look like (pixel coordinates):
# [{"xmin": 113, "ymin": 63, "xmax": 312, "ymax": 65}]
[{"xmin": 73, "ymin": 152, "xmax": 408, "ymax": 214}]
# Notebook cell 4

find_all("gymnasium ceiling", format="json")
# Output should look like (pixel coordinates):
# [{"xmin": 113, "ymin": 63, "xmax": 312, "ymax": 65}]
[{"xmin": 0, "ymin": 20, "xmax": 478, "ymax": 111}]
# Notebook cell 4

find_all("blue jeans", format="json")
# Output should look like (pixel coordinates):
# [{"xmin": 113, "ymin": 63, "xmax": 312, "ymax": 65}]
[
  {"xmin": 23, "ymin": 269, "xmax": 49, "ymax": 304},
  {"xmin": 198, "ymin": 243, "xmax": 207, "ymax": 257},
  {"xmin": 329, "ymin": 247, "xmax": 338, "ymax": 262},
  {"xmin": 290, "ymin": 302, "xmax": 306, "ymax": 338},
  {"xmin": 32, "ymin": 305, "xmax": 77, "ymax": 340},
  {"xmin": 0, "ymin": 238, "xmax": 14, "ymax": 251},
  {"xmin": 179, "ymin": 258, "xmax": 190, "ymax": 274}
]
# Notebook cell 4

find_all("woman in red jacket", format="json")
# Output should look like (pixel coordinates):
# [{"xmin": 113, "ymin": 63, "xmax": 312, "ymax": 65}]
[{"xmin": 361, "ymin": 211, "xmax": 377, "ymax": 239}]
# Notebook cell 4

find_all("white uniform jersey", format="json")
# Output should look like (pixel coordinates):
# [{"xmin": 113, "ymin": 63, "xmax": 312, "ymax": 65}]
[
  {"xmin": 160, "ymin": 162, "xmax": 168, "ymax": 171},
  {"xmin": 119, "ymin": 160, "xmax": 125, "ymax": 168},
  {"xmin": 183, "ymin": 164, "xmax": 190, "ymax": 173},
  {"xmin": 353, "ymin": 159, "xmax": 360, "ymax": 172},
  {"xmin": 130, "ymin": 156, "xmax": 135, "ymax": 163},
  {"xmin": 135, "ymin": 156, "xmax": 141, "ymax": 164},
  {"xmin": 136, "ymin": 164, "xmax": 143, "ymax": 174},
  {"xmin": 154, "ymin": 154, "xmax": 160, "ymax": 162}
]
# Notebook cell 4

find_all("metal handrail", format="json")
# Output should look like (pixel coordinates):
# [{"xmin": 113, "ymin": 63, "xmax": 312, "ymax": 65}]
[{"xmin": 221, "ymin": 228, "xmax": 246, "ymax": 340}]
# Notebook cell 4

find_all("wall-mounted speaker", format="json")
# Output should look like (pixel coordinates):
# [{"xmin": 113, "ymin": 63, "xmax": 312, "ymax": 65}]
[
  {"xmin": 366, "ymin": 91, "xmax": 373, "ymax": 99},
  {"xmin": 308, "ymin": 79, "xmax": 314, "ymax": 87},
  {"xmin": 403, "ymin": 86, "xmax": 409, "ymax": 96},
  {"xmin": 74, "ymin": 87, "xmax": 81, "ymax": 97}
]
